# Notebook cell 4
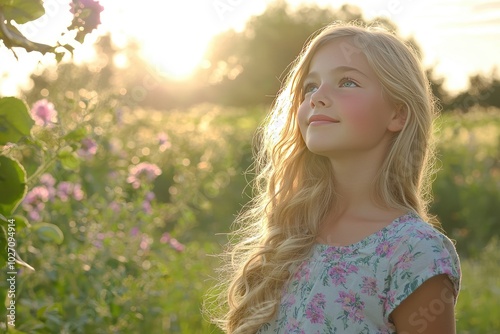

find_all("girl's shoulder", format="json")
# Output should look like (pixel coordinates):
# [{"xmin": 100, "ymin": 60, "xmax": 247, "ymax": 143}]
[{"xmin": 388, "ymin": 211, "xmax": 457, "ymax": 250}]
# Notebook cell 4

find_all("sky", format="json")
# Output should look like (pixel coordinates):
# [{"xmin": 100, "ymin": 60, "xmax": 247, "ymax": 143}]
[{"xmin": 1, "ymin": 0, "xmax": 499, "ymax": 96}]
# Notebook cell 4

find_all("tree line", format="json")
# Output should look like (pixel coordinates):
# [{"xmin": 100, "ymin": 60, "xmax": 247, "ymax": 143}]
[{"xmin": 17, "ymin": 1, "xmax": 500, "ymax": 113}]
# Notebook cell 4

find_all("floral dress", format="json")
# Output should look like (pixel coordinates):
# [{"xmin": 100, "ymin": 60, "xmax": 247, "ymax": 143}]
[{"xmin": 257, "ymin": 211, "xmax": 461, "ymax": 334}]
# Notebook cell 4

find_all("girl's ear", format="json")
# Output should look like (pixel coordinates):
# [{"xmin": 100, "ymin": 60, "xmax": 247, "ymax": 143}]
[{"xmin": 387, "ymin": 104, "xmax": 407, "ymax": 132}]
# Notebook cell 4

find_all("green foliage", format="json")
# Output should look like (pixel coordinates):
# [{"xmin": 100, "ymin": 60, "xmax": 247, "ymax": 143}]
[
  {"xmin": 0, "ymin": 0, "xmax": 45, "ymax": 24},
  {"xmin": 0, "ymin": 155, "xmax": 27, "ymax": 216},
  {"xmin": 456, "ymin": 238, "xmax": 500, "ymax": 333},
  {"xmin": 0, "ymin": 97, "xmax": 34, "ymax": 144},
  {"xmin": 0, "ymin": 0, "xmax": 102, "ymax": 59},
  {"xmin": 432, "ymin": 108, "xmax": 500, "ymax": 256}
]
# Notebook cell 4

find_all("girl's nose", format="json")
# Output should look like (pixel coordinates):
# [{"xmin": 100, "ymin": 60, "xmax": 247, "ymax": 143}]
[{"xmin": 310, "ymin": 86, "xmax": 331, "ymax": 109}]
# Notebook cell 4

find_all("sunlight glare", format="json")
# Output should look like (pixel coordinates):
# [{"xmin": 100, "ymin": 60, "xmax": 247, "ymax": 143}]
[{"xmin": 101, "ymin": 0, "xmax": 215, "ymax": 80}]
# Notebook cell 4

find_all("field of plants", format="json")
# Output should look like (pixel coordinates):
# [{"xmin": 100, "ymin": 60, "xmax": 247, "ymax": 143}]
[{"xmin": 1, "ymin": 96, "xmax": 499, "ymax": 333}]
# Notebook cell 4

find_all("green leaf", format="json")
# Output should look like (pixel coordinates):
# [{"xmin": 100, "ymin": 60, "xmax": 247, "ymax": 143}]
[
  {"xmin": 0, "ymin": 97, "xmax": 34, "ymax": 145},
  {"xmin": 0, "ymin": 226, "xmax": 6, "ymax": 268},
  {"xmin": 64, "ymin": 127, "xmax": 88, "ymax": 142},
  {"xmin": 57, "ymin": 147, "xmax": 80, "ymax": 171},
  {"xmin": 0, "ymin": 0, "xmax": 45, "ymax": 24},
  {"xmin": 0, "ymin": 155, "xmax": 27, "ymax": 216},
  {"xmin": 32, "ymin": 222, "xmax": 64, "ymax": 244}
]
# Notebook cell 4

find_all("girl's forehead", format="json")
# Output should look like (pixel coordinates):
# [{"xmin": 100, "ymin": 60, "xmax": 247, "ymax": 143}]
[{"xmin": 307, "ymin": 38, "xmax": 374, "ymax": 77}]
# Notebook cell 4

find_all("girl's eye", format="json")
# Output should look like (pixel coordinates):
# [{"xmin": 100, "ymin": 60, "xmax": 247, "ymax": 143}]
[
  {"xmin": 303, "ymin": 82, "xmax": 318, "ymax": 95},
  {"xmin": 340, "ymin": 77, "xmax": 359, "ymax": 88}
]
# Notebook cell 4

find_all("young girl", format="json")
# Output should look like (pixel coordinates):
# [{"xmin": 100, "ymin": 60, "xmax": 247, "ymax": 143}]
[{"xmin": 212, "ymin": 22, "xmax": 461, "ymax": 334}]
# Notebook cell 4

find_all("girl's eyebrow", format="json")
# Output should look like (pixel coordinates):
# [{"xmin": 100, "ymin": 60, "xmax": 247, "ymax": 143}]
[{"xmin": 304, "ymin": 66, "xmax": 369, "ymax": 81}]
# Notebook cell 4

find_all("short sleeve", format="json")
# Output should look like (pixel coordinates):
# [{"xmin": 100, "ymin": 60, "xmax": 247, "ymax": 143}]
[{"xmin": 383, "ymin": 230, "xmax": 461, "ymax": 320}]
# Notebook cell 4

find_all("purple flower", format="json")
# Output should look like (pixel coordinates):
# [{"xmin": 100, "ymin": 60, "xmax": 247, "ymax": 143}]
[
  {"xmin": 56, "ymin": 182, "xmax": 84, "ymax": 201},
  {"xmin": 77, "ymin": 137, "xmax": 98, "ymax": 158},
  {"xmin": 22, "ymin": 186, "xmax": 51, "ymax": 222},
  {"xmin": 126, "ymin": 162, "xmax": 162, "ymax": 189},
  {"xmin": 69, "ymin": 0, "xmax": 104, "ymax": 38},
  {"xmin": 142, "ymin": 200, "xmax": 152, "ymax": 214},
  {"xmin": 158, "ymin": 132, "xmax": 171, "ymax": 151},
  {"xmin": 40, "ymin": 173, "xmax": 56, "ymax": 188},
  {"xmin": 130, "ymin": 226, "xmax": 139, "ymax": 237},
  {"xmin": 30, "ymin": 99, "xmax": 57, "ymax": 126},
  {"xmin": 23, "ymin": 186, "xmax": 50, "ymax": 205},
  {"xmin": 109, "ymin": 201, "xmax": 121, "ymax": 213}
]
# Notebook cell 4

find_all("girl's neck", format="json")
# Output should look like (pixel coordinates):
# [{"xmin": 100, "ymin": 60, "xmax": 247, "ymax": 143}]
[{"xmin": 329, "ymin": 149, "xmax": 386, "ymax": 214}]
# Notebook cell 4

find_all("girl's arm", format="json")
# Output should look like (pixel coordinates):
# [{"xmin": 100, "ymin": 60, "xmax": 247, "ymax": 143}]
[{"xmin": 390, "ymin": 274, "xmax": 456, "ymax": 334}]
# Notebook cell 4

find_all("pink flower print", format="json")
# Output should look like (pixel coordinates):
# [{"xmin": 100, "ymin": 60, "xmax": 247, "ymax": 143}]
[
  {"xmin": 294, "ymin": 261, "xmax": 311, "ymax": 281},
  {"xmin": 360, "ymin": 276, "xmax": 378, "ymax": 296},
  {"xmin": 328, "ymin": 261, "xmax": 358, "ymax": 286},
  {"xmin": 283, "ymin": 293, "xmax": 296, "ymax": 308},
  {"xmin": 395, "ymin": 251, "xmax": 413, "ymax": 271},
  {"xmin": 285, "ymin": 318, "xmax": 305, "ymax": 334},
  {"xmin": 30, "ymin": 99, "xmax": 57, "ymax": 126},
  {"xmin": 305, "ymin": 293, "xmax": 326, "ymax": 324},
  {"xmin": 375, "ymin": 241, "xmax": 395, "ymax": 257},
  {"xmin": 379, "ymin": 290, "xmax": 396, "ymax": 315},
  {"xmin": 336, "ymin": 290, "xmax": 365, "ymax": 324}
]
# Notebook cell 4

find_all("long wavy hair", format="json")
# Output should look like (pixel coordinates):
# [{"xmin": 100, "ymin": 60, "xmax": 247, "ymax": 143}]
[{"xmin": 208, "ymin": 22, "xmax": 438, "ymax": 334}]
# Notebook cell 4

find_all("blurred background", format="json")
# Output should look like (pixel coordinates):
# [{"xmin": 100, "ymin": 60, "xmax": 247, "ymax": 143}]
[{"xmin": 0, "ymin": 0, "xmax": 499, "ymax": 333}]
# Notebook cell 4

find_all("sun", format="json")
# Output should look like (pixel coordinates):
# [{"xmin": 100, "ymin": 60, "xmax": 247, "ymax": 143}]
[
  {"xmin": 100, "ymin": 0, "xmax": 216, "ymax": 81},
  {"xmin": 140, "ymin": 36, "xmax": 209, "ymax": 80}
]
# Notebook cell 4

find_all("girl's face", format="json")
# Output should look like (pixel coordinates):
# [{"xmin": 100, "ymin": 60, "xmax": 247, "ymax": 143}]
[{"xmin": 297, "ymin": 38, "xmax": 403, "ymax": 159}]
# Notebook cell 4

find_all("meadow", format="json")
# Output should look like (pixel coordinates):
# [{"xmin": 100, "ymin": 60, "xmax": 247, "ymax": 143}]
[{"xmin": 1, "ymin": 100, "xmax": 499, "ymax": 333}]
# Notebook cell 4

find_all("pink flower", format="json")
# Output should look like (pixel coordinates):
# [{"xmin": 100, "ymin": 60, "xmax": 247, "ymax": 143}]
[
  {"xmin": 375, "ymin": 241, "xmax": 395, "ymax": 257},
  {"xmin": 77, "ymin": 137, "xmax": 98, "ymax": 158},
  {"xmin": 169, "ymin": 238, "xmax": 185, "ymax": 252},
  {"xmin": 126, "ymin": 162, "xmax": 162, "ymax": 189},
  {"xmin": 130, "ymin": 227, "xmax": 139, "ymax": 237},
  {"xmin": 160, "ymin": 232, "xmax": 171, "ymax": 244},
  {"xmin": 160, "ymin": 232, "xmax": 184, "ymax": 251},
  {"xmin": 360, "ymin": 276, "xmax": 378, "ymax": 296},
  {"xmin": 140, "ymin": 234, "xmax": 152, "ymax": 250},
  {"xmin": 305, "ymin": 293, "xmax": 326, "ymax": 324},
  {"xmin": 336, "ymin": 290, "xmax": 365, "ymax": 324},
  {"xmin": 56, "ymin": 182, "xmax": 84, "ymax": 201},
  {"xmin": 158, "ymin": 132, "xmax": 171, "ymax": 151},
  {"xmin": 40, "ymin": 173, "xmax": 56, "ymax": 188},
  {"xmin": 30, "ymin": 99, "xmax": 57, "ymax": 126},
  {"xmin": 69, "ymin": 0, "xmax": 104, "ymax": 41},
  {"xmin": 22, "ymin": 186, "xmax": 51, "ymax": 222}
]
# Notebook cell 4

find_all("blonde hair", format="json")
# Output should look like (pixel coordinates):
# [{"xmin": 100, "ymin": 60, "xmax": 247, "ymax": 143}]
[{"xmin": 209, "ymin": 22, "xmax": 438, "ymax": 334}]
